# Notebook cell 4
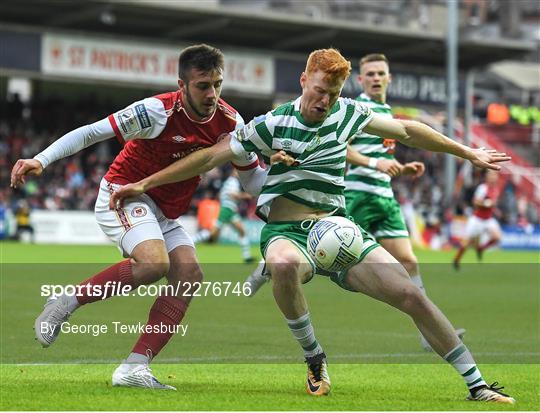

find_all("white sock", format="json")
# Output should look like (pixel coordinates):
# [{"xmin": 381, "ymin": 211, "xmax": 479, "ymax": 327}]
[
  {"xmin": 125, "ymin": 352, "xmax": 150, "ymax": 365},
  {"xmin": 239, "ymin": 235, "xmax": 252, "ymax": 260},
  {"xmin": 193, "ymin": 229, "xmax": 211, "ymax": 244},
  {"xmin": 286, "ymin": 312, "xmax": 324, "ymax": 358},
  {"xmin": 64, "ymin": 294, "xmax": 80, "ymax": 313},
  {"xmin": 444, "ymin": 343, "xmax": 487, "ymax": 391}
]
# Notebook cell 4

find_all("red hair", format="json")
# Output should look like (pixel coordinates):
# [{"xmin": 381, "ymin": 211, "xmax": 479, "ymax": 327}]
[{"xmin": 305, "ymin": 48, "xmax": 351, "ymax": 83}]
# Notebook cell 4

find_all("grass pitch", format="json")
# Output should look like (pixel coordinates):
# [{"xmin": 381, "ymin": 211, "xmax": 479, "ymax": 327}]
[{"xmin": 1, "ymin": 241, "xmax": 539, "ymax": 410}]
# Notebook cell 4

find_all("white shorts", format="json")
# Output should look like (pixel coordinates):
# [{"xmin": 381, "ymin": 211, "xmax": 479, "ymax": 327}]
[
  {"xmin": 465, "ymin": 215, "xmax": 501, "ymax": 240},
  {"xmin": 95, "ymin": 179, "xmax": 194, "ymax": 257}
]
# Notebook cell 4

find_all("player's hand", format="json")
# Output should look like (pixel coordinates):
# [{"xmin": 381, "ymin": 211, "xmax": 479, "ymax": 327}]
[
  {"xmin": 10, "ymin": 159, "xmax": 44, "ymax": 188},
  {"xmin": 402, "ymin": 161, "xmax": 425, "ymax": 178},
  {"xmin": 468, "ymin": 148, "xmax": 511, "ymax": 170},
  {"xmin": 109, "ymin": 182, "xmax": 146, "ymax": 210},
  {"xmin": 270, "ymin": 150, "xmax": 298, "ymax": 166},
  {"xmin": 376, "ymin": 159, "xmax": 403, "ymax": 177}
]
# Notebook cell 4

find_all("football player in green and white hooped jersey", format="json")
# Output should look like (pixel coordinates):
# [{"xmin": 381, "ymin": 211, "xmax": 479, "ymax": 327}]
[
  {"xmin": 193, "ymin": 169, "xmax": 254, "ymax": 262},
  {"xmin": 345, "ymin": 53, "xmax": 465, "ymax": 351},
  {"xmin": 109, "ymin": 49, "xmax": 514, "ymax": 403}
]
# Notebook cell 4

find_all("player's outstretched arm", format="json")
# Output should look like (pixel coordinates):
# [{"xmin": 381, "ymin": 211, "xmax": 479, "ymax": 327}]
[
  {"xmin": 11, "ymin": 118, "xmax": 115, "ymax": 188},
  {"xmin": 10, "ymin": 159, "xmax": 44, "ymax": 188},
  {"xmin": 363, "ymin": 115, "xmax": 511, "ymax": 170},
  {"xmin": 346, "ymin": 145, "xmax": 403, "ymax": 177}
]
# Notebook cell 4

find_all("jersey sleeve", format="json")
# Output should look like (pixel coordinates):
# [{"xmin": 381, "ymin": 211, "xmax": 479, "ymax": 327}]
[
  {"xmin": 229, "ymin": 112, "xmax": 274, "ymax": 155},
  {"xmin": 228, "ymin": 112, "xmax": 259, "ymax": 170},
  {"xmin": 347, "ymin": 100, "xmax": 374, "ymax": 141},
  {"xmin": 107, "ymin": 97, "xmax": 168, "ymax": 143},
  {"xmin": 474, "ymin": 184, "xmax": 488, "ymax": 202}
]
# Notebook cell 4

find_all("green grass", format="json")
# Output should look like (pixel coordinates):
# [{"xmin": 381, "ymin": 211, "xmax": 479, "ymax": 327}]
[{"xmin": 1, "ymin": 241, "xmax": 539, "ymax": 410}]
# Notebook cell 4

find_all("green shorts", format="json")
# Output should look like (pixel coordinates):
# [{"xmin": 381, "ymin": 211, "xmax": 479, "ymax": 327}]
[
  {"xmin": 260, "ymin": 219, "xmax": 380, "ymax": 291},
  {"xmin": 345, "ymin": 191, "xmax": 409, "ymax": 240},
  {"xmin": 216, "ymin": 206, "xmax": 240, "ymax": 226}
]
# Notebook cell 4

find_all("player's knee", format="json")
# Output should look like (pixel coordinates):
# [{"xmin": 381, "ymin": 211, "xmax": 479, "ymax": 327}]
[
  {"xmin": 398, "ymin": 286, "xmax": 429, "ymax": 315},
  {"xmin": 266, "ymin": 251, "xmax": 303, "ymax": 282},
  {"xmin": 132, "ymin": 254, "xmax": 170, "ymax": 284},
  {"xmin": 398, "ymin": 254, "xmax": 419, "ymax": 275}
]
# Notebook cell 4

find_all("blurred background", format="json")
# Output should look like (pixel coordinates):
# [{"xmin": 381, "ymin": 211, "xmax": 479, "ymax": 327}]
[{"xmin": 1, "ymin": 0, "xmax": 539, "ymax": 250}]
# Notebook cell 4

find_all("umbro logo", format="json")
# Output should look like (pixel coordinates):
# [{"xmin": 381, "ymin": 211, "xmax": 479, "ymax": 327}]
[{"xmin": 172, "ymin": 135, "xmax": 186, "ymax": 143}]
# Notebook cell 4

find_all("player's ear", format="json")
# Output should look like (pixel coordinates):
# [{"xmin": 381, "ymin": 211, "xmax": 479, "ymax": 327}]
[
  {"xmin": 300, "ymin": 72, "xmax": 307, "ymax": 89},
  {"xmin": 178, "ymin": 78, "xmax": 186, "ymax": 91},
  {"xmin": 357, "ymin": 73, "xmax": 362, "ymax": 84},
  {"xmin": 387, "ymin": 72, "xmax": 392, "ymax": 85}
]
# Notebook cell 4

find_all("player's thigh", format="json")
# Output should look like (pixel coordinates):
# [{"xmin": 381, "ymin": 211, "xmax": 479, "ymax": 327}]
[
  {"xmin": 95, "ymin": 179, "xmax": 166, "ymax": 258},
  {"xmin": 486, "ymin": 218, "xmax": 502, "ymax": 239},
  {"xmin": 465, "ymin": 216, "xmax": 482, "ymax": 240},
  {"xmin": 378, "ymin": 237, "xmax": 417, "ymax": 265},
  {"xmin": 265, "ymin": 238, "xmax": 313, "ymax": 284},
  {"xmin": 343, "ymin": 246, "xmax": 415, "ymax": 306}
]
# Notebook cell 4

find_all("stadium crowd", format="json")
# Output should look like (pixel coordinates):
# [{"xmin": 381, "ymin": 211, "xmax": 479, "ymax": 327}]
[{"xmin": 1, "ymin": 93, "xmax": 537, "ymax": 229}]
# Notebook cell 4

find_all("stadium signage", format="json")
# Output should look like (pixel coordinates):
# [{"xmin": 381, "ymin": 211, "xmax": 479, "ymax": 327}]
[
  {"xmin": 276, "ymin": 58, "xmax": 461, "ymax": 106},
  {"xmin": 343, "ymin": 70, "xmax": 462, "ymax": 106},
  {"xmin": 41, "ymin": 34, "xmax": 274, "ymax": 94}
]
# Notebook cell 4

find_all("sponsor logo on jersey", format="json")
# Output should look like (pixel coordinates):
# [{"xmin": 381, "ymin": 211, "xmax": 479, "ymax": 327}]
[
  {"xmin": 172, "ymin": 145, "xmax": 203, "ymax": 159},
  {"xmin": 118, "ymin": 108, "xmax": 141, "ymax": 135},
  {"xmin": 135, "ymin": 104, "xmax": 151, "ymax": 129},
  {"xmin": 172, "ymin": 135, "xmax": 186, "ymax": 143},
  {"xmin": 131, "ymin": 206, "xmax": 147, "ymax": 218},
  {"xmin": 235, "ymin": 128, "xmax": 247, "ymax": 142}
]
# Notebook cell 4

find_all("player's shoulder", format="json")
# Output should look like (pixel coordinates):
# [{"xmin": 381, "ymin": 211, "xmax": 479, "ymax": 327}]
[
  {"xmin": 338, "ymin": 97, "xmax": 371, "ymax": 116},
  {"xmin": 271, "ymin": 100, "xmax": 296, "ymax": 117},
  {"xmin": 217, "ymin": 98, "xmax": 240, "ymax": 121},
  {"xmin": 150, "ymin": 90, "xmax": 180, "ymax": 111}
]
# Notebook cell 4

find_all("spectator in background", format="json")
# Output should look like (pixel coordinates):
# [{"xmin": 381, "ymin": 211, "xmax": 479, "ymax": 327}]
[{"xmin": 13, "ymin": 200, "xmax": 34, "ymax": 243}]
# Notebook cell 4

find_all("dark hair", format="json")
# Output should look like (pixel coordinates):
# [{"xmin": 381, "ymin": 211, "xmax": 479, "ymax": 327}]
[
  {"xmin": 359, "ymin": 53, "xmax": 389, "ymax": 69},
  {"xmin": 178, "ymin": 44, "xmax": 224, "ymax": 81}
]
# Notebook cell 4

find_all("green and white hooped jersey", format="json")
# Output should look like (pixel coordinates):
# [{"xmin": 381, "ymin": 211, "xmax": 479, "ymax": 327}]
[
  {"xmin": 219, "ymin": 176, "xmax": 241, "ymax": 213},
  {"xmin": 230, "ymin": 96, "xmax": 373, "ymax": 221},
  {"xmin": 345, "ymin": 93, "xmax": 395, "ymax": 198}
]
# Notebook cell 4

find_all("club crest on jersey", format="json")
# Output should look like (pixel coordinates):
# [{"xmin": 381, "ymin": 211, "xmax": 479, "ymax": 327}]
[{"xmin": 131, "ymin": 206, "xmax": 147, "ymax": 218}]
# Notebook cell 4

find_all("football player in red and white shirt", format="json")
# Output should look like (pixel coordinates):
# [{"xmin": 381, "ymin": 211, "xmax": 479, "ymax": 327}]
[
  {"xmin": 10, "ymin": 44, "xmax": 280, "ymax": 390},
  {"xmin": 453, "ymin": 170, "xmax": 502, "ymax": 270}
]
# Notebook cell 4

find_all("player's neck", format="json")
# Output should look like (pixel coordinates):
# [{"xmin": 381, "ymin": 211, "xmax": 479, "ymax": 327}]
[{"xmin": 366, "ymin": 92, "xmax": 386, "ymax": 104}]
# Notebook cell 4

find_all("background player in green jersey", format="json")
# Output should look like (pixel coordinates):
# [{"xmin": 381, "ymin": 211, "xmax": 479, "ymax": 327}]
[
  {"xmin": 345, "ymin": 53, "xmax": 464, "ymax": 350},
  {"xmin": 109, "ymin": 49, "xmax": 514, "ymax": 404},
  {"xmin": 193, "ymin": 169, "xmax": 254, "ymax": 262}
]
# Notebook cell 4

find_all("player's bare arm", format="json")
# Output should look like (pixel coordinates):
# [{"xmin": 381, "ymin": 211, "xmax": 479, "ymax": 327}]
[
  {"xmin": 109, "ymin": 138, "xmax": 295, "ymax": 209},
  {"xmin": 346, "ymin": 145, "xmax": 403, "ymax": 177},
  {"xmin": 363, "ymin": 114, "xmax": 511, "ymax": 170}
]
